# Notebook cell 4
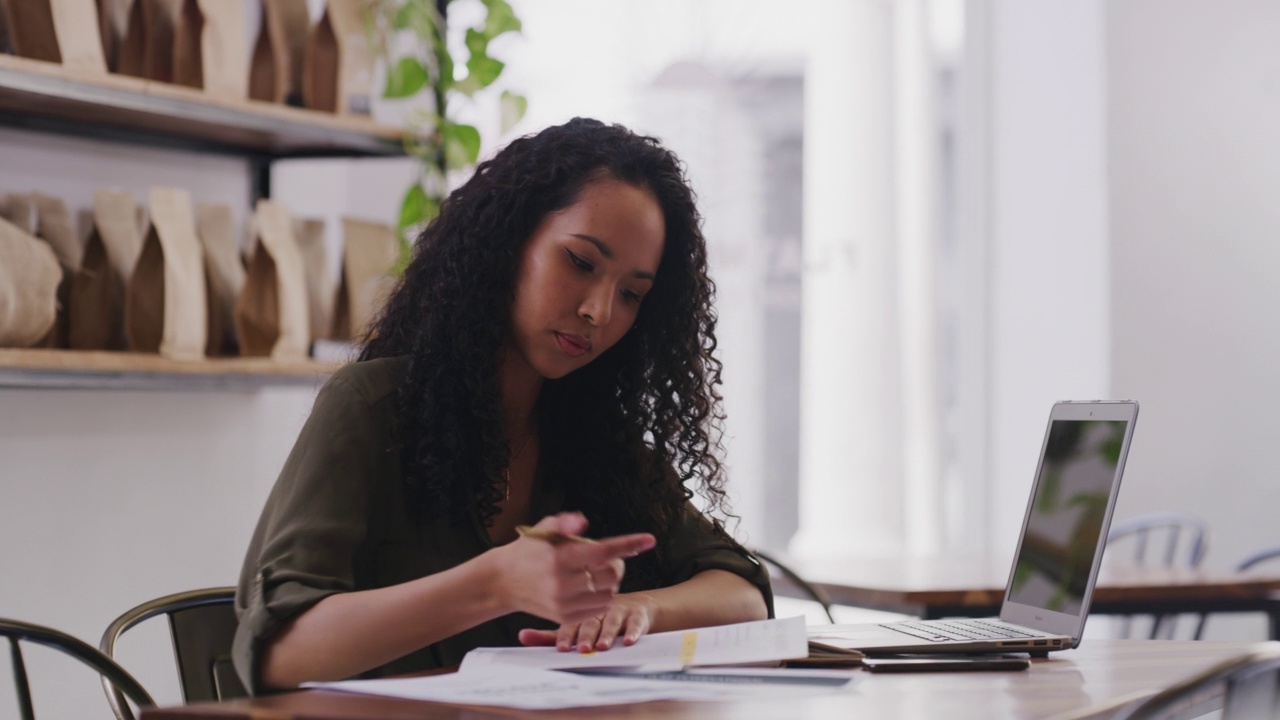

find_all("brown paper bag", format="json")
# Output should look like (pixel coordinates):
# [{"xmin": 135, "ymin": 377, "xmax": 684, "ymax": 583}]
[
  {"xmin": 0, "ymin": 217, "xmax": 62, "ymax": 347},
  {"xmin": 196, "ymin": 203, "xmax": 245, "ymax": 356},
  {"xmin": 96, "ymin": 0, "xmax": 132, "ymax": 71},
  {"xmin": 170, "ymin": 0, "xmax": 249, "ymax": 97},
  {"xmin": 49, "ymin": 0, "xmax": 109, "ymax": 73},
  {"xmin": 0, "ymin": 193, "xmax": 37, "ymax": 234},
  {"xmin": 171, "ymin": 0, "xmax": 202, "ymax": 88},
  {"xmin": 125, "ymin": 186, "xmax": 207, "ymax": 359},
  {"xmin": 118, "ymin": 0, "xmax": 180, "ymax": 82},
  {"xmin": 248, "ymin": 0, "xmax": 310, "ymax": 105},
  {"xmin": 235, "ymin": 200, "xmax": 308, "ymax": 359},
  {"xmin": 68, "ymin": 190, "xmax": 144, "ymax": 350},
  {"xmin": 332, "ymin": 217, "xmax": 397, "ymax": 341},
  {"xmin": 0, "ymin": 0, "xmax": 61, "ymax": 62},
  {"xmin": 31, "ymin": 193, "xmax": 85, "ymax": 348},
  {"xmin": 0, "ymin": 1, "xmax": 12, "ymax": 55},
  {"xmin": 292, "ymin": 216, "xmax": 333, "ymax": 344},
  {"xmin": 32, "ymin": 193, "xmax": 84, "ymax": 272},
  {"xmin": 303, "ymin": 0, "xmax": 372, "ymax": 115}
]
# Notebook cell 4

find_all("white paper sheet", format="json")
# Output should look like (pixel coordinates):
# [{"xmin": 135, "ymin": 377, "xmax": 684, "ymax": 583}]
[
  {"xmin": 306, "ymin": 665, "xmax": 852, "ymax": 710},
  {"xmin": 304, "ymin": 617, "xmax": 831, "ymax": 711},
  {"xmin": 459, "ymin": 615, "xmax": 809, "ymax": 673}
]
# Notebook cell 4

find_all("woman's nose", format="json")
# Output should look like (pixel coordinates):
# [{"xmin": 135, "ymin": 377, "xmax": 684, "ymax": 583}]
[{"xmin": 578, "ymin": 285, "xmax": 613, "ymax": 327}]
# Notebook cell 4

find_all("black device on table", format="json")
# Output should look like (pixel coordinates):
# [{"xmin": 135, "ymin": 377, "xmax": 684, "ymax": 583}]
[{"xmin": 861, "ymin": 654, "xmax": 1031, "ymax": 673}]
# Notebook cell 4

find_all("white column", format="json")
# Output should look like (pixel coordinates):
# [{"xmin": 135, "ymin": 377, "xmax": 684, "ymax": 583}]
[
  {"xmin": 985, "ymin": 0, "xmax": 1109, "ymax": 552},
  {"xmin": 894, "ymin": 0, "xmax": 943, "ymax": 558},
  {"xmin": 792, "ymin": 0, "xmax": 904, "ymax": 559}
]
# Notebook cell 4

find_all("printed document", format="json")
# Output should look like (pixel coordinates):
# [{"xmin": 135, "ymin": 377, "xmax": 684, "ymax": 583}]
[
  {"xmin": 303, "ymin": 617, "xmax": 844, "ymax": 710},
  {"xmin": 459, "ymin": 615, "xmax": 808, "ymax": 673}
]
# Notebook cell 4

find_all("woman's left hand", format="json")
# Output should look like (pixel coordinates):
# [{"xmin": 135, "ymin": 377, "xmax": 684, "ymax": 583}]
[{"xmin": 518, "ymin": 593, "xmax": 658, "ymax": 652}]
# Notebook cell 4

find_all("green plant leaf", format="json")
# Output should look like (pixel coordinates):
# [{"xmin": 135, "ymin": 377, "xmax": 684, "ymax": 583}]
[
  {"xmin": 464, "ymin": 55, "xmax": 504, "ymax": 91},
  {"xmin": 481, "ymin": 0, "xmax": 522, "ymax": 37},
  {"xmin": 499, "ymin": 90, "xmax": 527, "ymax": 133},
  {"xmin": 443, "ymin": 123, "xmax": 481, "ymax": 169},
  {"xmin": 465, "ymin": 28, "xmax": 489, "ymax": 58},
  {"xmin": 398, "ymin": 184, "xmax": 432, "ymax": 232},
  {"xmin": 437, "ymin": 44, "xmax": 455, "ymax": 90},
  {"xmin": 392, "ymin": 0, "xmax": 439, "ymax": 36},
  {"xmin": 391, "ymin": 3, "xmax": 414, "ymax": 29},
  {"xmin": 393, "ymin": 234, "xmax": 413, "ymax": 277},
  {"xmin": 384, "ymin": 56, "xmax": 429, "ymax": 98}
]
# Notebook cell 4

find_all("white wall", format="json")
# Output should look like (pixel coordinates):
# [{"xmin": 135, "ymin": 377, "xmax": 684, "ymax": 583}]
[
  {"xmin": 0, "ymin": 385, "xmax": 316, "ymax": 717},
  {"xmin": 0, "ymin": 2, "xmax": 413, "ymax": 718},
  {"xmin": 0, "ymin": 152, "xmax": 416, "ymax": 720},
  {"xmin": 0, "ymin": 126, "xmax": 326, "ymax": 718},
  {"xmin": 1106, "ymin": 0, "xmax": 1280, "ymax": 633},
  {"xmin": 983, "ymin": 0, "xmax": 1110, "ymax": 557}
]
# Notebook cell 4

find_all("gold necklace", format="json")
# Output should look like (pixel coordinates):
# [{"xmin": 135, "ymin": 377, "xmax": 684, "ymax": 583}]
[{"xmin": 504, "ymin": 432, "xmax": 535, "ymax": 501}]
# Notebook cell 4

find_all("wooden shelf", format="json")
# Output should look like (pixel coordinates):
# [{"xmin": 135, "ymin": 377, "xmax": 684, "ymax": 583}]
[
  {"xmin": 0, "ymin": 56, "xmax": 378, "ymax": 391},
  {"xmin": 0, "ymin": 54, "xmax": 405, "ymax": 158},
  {"xmin": 0, "ymin": 349, "xmax": 344, "ymax": 391}
]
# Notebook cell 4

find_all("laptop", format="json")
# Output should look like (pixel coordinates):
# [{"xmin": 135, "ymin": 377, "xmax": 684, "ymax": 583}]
[{"xmin": 809, "ymin": 400, "xmax": 1140, "ymax": 656}]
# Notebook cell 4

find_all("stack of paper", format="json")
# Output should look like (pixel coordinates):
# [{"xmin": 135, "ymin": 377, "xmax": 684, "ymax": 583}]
[{"xmin": 307, "ymin": 616, "xmax": 858, "ymax": 710}]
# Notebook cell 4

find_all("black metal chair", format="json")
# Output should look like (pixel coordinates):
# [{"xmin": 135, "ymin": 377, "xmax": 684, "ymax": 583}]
[
  {"xmin": 1, "ymin": 617, "xmax": 154, "ymax": 720},
  {"xmin": 1117, "ymin": 643, "xmax": 1280, "ymax": 719},
  {"xmin": 1195, "ymin": 543, "xmax": 1280, "ymax": 641},
  {"xmin": 751, "ymin": 548, "xmax": 836, "ymax": 624},
  {"xmin": 1106, "ymin": 511, "xmax": 1210, "ymax": 639},
  {"xmin": 99, "ymin": 587, "xmax": 247, "ymax": 720}
]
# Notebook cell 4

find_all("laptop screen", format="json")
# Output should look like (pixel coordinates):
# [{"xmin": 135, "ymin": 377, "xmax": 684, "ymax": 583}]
[{"xmin": 1005, "ymin": 419, "xmax": 1129, "ymax": 617}]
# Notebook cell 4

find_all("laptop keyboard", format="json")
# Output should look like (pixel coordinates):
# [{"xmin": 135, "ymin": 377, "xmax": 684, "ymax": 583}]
[{"xmin": 881, "ymin": 619, "xmax": 1044, "ymax": 642}]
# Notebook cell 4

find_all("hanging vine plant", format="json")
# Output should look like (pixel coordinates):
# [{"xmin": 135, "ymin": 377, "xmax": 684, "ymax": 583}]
[{"xmin": 369, "ymin": 0, "xmax": 527, "ymax": 271}]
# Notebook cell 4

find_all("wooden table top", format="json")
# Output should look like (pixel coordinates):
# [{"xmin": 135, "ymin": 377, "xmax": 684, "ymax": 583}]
[
  {"xmin": 139, "ymin": 640, "xmax": 1268, "ymax": 720},
  {"xmin": 786, "ymin": 555, "xmax": 1280, "ymax": 615}
]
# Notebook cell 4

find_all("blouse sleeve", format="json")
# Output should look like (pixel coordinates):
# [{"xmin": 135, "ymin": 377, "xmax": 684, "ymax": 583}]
[
  {"xmin": 231, "ymin": 371, "xmax": 395, "ymax": 694},
  {"xmin": 660, "ymin": 502, "xmax": 775, "ymax": 618}
]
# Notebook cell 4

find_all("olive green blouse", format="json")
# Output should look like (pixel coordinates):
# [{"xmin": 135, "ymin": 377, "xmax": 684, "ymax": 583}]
[{"xmin": 232, "ymin": 357, "xmax": 772, "ymax": 694}]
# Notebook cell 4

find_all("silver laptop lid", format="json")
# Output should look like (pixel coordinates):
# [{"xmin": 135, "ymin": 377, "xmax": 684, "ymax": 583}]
[{"xmin": 998, "ymin": 400, "xmax": 1140, "ymax": 646}]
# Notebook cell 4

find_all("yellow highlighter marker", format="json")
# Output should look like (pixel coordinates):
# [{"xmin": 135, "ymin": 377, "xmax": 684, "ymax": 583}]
[{"xmin": 515, "ymin": 525, "xmax": 597, "ymax": 546}]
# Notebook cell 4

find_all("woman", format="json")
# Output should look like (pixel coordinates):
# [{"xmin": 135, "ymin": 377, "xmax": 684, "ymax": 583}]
[{"xmin": 231, "ymin": 118, "xmax": 772, "ymax": 693}]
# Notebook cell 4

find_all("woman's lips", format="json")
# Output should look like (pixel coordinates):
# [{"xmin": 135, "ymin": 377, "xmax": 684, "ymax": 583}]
[{"xmin": 555, "ymin": 332, "xmax": 591, "ymax": 358}]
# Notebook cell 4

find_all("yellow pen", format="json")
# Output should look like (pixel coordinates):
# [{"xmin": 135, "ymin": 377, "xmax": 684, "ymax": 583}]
[{"xmin": 515, "ymin": 525, "xmax": 597, "ymax": 546}]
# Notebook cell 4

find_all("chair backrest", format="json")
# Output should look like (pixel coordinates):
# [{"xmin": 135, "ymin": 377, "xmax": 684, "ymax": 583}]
[
  {"xmin": 1119, "ymin": 643, "xmax": 1280, "ymax": 719},
  {"xmin": 100, "ymin": 587, "xmax": 246, "ymax": 720},
  {"xmin": 1194, "ymin": 544, "xmax": 1280, "ymax": 641},
  {"xmin": 1238, "ymin": 545, "xmax": 1280, "ymax": 574},
  {"xmin": 750, "ymin": 548, "xmax": 835, "ymax": 624},
  {"xmin": 1, "ymin": 618, "xmax": 154, "ymax": 720},
  {"xmin": 1105, "ymin": 511, "xmax": 1210, "ymax": 639},
  {"xmin": 1107, "ymin": 511, "xmax": 1209, "ymax": 569}
]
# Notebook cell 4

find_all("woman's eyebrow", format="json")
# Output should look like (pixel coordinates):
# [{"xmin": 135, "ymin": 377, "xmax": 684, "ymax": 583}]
[
  {"xmin": 571, "ymin": 233, "xmax": 655, "ymax": 280},
  {"xmin": 571, "ymin": 233, "xmax": 613, "ymax": 258}
]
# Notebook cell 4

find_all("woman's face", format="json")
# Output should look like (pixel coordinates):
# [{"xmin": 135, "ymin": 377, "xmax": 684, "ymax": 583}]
[{"xmin": 508, "ymin": 177, "xmax": 665, "ymax": 380}]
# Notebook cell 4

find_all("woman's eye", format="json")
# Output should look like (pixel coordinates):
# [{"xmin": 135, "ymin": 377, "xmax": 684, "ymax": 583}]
[
  {"xmin": 622, "ymin": 289, "xmax": 644, "ymax": 303},
  {"xmin": 566, "ymin": 249, "xmax": 593, "ymax": 272}
]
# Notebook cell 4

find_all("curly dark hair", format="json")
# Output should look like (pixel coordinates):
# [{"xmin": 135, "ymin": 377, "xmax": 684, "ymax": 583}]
[{"xmin": 360, "ymin": 117, "xmax": 730, "ymax": 585}]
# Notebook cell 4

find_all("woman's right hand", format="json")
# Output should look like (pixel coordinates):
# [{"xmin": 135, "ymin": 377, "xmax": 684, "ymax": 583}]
[{"xmin": 493, "ymin": 512, "xmax": 655, "ymax": 625}]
